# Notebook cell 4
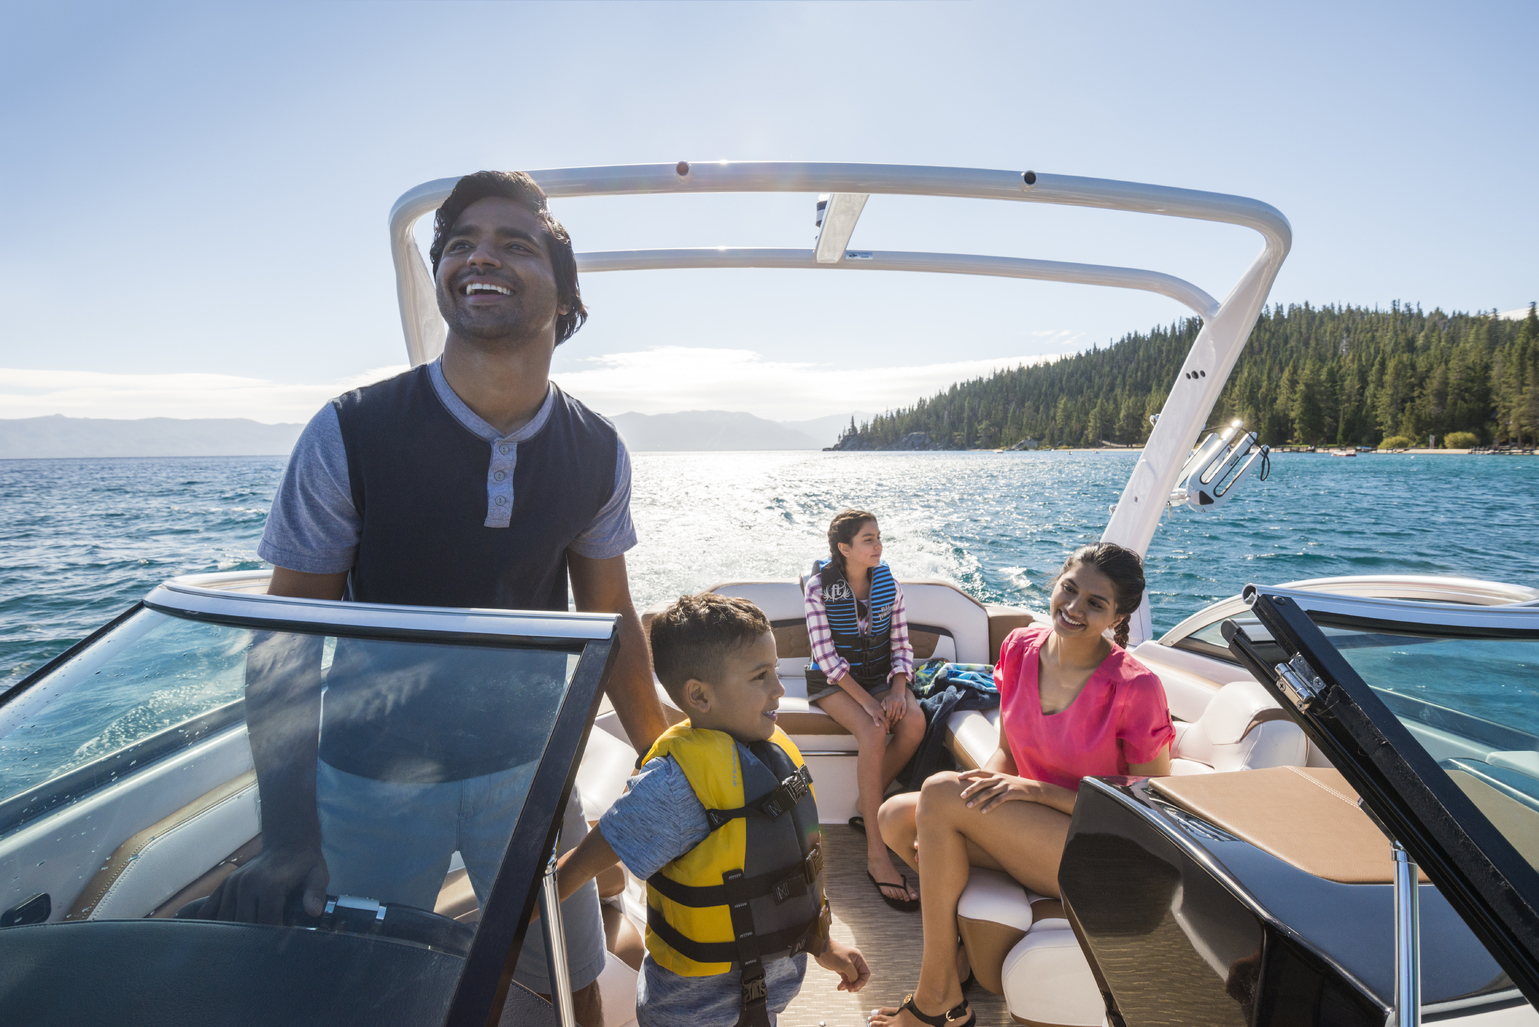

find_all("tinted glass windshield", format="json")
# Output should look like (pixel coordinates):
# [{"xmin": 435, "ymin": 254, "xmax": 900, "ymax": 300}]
[
  {"xmin": 1313, "ymin": 622, "xmax": 1539, "ymax": 870},
  {"xmin": 0, "ymin": 605, "xmax": 584, "ymax": 1024}
]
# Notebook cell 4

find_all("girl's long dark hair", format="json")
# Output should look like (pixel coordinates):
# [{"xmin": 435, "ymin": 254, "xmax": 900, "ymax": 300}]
[
  {"xmin": 826, "ymin": 509, "xmax": 876, "ymax": 584},
  {"xmin": 1056, "ymin": 542, "xmax": 1145, "ymax": 647}
]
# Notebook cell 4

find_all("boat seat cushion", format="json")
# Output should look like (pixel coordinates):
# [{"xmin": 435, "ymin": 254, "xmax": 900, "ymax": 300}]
[
  {"xmin": 1169, "ymin": 679, "xmax": 1306, "ymax": 772},
  {"xmin": 944, "ymin": 708, "xmax": 1001, "ymax": 771},
  {"xmin": 1000, "ymin": 923, "xmax": 1106, "ymax": 1027},
  {"xmin": 577, "ymin": 726, "xmax": 640, "ymax": 823},
  {"xmin": 69, "ymin": 770, "xmax": 261, "ymax": 921}
]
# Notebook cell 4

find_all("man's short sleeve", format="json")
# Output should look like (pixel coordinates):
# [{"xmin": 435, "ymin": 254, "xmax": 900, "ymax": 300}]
[
  {"xmin": 568, "ymin": 435, "xmax": 638, "ymax": 560},
  {"xmin": 597, "ymin": 755, "xmax": 710, "ymax": 881},
  {"xmin": 257, "ymin": 404, "xmax": 361, "ymax": 574}
]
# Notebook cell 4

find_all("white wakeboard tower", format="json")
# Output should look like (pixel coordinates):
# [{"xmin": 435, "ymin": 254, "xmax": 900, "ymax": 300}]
[{"xmin": 388, "ymin": 162, "xmax": 1292, "ymax": 645}]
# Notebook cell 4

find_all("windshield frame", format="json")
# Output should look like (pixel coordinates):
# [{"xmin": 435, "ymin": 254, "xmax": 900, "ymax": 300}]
[
  {"xmin": 1228, "ymin": 586, "xmax": 1539, "ymax": 1007},
  {"xmin": 1, "ymin": 578, "xmax": 621, "ymax": 1027}
]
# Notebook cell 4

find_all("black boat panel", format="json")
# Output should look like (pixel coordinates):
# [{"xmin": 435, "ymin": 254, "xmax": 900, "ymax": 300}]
[{"xmin": 1062, "ymin": 778, "xmax": 1513, "ymax": 1027}]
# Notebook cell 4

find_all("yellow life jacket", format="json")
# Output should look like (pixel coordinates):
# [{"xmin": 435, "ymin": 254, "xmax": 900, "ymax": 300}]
[{"xmin": 641, "ymin": 723, "xmax": 828, "ymax": 993}]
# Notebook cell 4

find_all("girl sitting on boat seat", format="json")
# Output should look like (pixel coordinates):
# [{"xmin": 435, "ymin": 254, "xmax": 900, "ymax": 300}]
[
  {"xmin": 803, "ymin": 509, "xmax": 924, "ymax": 912},
  {"xmin": 868, "ymin": 542, "xmax": 1173, "ymax": 1027}
]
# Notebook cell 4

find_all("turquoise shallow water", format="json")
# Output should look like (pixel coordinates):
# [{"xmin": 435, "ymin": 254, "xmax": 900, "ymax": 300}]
[{"xmin": 3, "ymin": 450, "xmax": 1538, "ymax": 691}]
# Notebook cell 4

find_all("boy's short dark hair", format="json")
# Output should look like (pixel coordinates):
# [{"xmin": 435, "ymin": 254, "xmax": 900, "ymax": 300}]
[
  {"xmin": 428, "ymin": 170, "xmax": 588, "ymax": 344},
  {"xmin": 649, "ymin": 593, "xmax": 772, "ymax": 705}
]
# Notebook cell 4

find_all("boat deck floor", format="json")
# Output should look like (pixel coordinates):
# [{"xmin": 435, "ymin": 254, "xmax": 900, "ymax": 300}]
[{"xmin": 782, "ymin": 827, "xmax": 1013, "ymax": 1027}]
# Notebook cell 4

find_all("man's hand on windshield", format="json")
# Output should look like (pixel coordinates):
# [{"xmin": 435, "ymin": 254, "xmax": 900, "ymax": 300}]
[{"xmin": 199, "ymin": 844, "xmax": 329, "ymax": 925}]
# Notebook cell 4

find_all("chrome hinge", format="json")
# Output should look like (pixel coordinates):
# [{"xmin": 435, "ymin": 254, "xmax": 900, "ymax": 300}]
[{"xmin": 1274, "ymin": 654, "xmax": 1326, "ymax": 712}]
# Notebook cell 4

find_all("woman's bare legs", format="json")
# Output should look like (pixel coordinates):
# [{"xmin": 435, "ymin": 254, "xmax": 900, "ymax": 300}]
[
  {"xmin": 869, "ymin": 772, "xmax": 1072, "ymax": 1026},
  {"xmin": 817, "ymin": 689, "xmax": 925, "ymax": 903}
]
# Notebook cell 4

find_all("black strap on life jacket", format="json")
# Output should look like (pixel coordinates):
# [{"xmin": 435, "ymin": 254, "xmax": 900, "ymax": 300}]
[
  {"xmin": 647, "ymin": 838, "xmax": 824, "ymax": 908},
  {"xmin": 702, "ymin": 765, "xmax": 813, "ymax": 831},
  {"xmin": 644, "ymin": 896, "xmax": 833, "ymax": 972}
]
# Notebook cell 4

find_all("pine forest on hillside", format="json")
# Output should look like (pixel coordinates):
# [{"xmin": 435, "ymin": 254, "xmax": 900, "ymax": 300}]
[{"xmin": 837, "ymin": 303, "xmax": 1539, "ymax": 451}]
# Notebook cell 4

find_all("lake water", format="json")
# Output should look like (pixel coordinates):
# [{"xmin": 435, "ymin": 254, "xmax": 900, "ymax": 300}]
[{"xmin": 3, "ymin": 450, "xmax": 1538, "ymax": 691}]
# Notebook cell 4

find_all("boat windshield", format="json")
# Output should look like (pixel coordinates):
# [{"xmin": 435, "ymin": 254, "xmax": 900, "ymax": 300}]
[
  {"xmin": 1233, "ymin": 593, "xmax": 1539, "ymax": 1004},
  {"xmin": 0, "ymin": 594, "xmax": 612, "ymax": 1026},
  {"xmin": 1320, "ymin": 625, "xmax": 1539, "ymax": 759}
]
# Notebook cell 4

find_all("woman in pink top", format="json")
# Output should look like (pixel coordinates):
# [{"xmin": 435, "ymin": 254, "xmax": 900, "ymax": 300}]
[{"xmin": 870, "ymin": 542, "xmax": 1173, "ymax": 1027}]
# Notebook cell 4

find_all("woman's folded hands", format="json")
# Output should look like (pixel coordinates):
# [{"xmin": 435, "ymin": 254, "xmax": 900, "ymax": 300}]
[{"xmin": 957, "ymin": 768, "xmax": 1039, "ymax": 814}]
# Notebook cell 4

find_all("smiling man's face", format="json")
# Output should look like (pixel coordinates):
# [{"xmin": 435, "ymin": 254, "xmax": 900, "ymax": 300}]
[{"xmin": 434, "ymin": 196, "xmax": 566, "ymax": 345}]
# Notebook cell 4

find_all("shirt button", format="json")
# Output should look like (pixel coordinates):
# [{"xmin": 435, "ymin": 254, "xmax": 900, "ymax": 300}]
[
  {"xmin": 495, "ymin": 495, "xmax": 508, "ymax": 506},
  {"xmin": 499, "ymin": 445, "xmax": 510, "ymax": 455},
  {"xmin": 493, "ymin": 471, "xmax": 506, "ymax": 481}
]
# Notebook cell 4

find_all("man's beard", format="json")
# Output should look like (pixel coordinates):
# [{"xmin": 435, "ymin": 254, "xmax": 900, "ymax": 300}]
[{"xmin": 437, "ymin": 290, "xmax": 526, "ymax": 341}]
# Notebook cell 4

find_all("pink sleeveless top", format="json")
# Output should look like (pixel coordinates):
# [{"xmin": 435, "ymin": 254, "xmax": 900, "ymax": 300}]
[{"xmin": 994, "ymin": 626, "xmax": 1174, "ymax": 791}]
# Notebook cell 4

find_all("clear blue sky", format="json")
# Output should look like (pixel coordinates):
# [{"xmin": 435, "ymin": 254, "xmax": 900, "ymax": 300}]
[{"xmin": 1, "ymin": 1, "xmax": 1534, "ymax": 422}]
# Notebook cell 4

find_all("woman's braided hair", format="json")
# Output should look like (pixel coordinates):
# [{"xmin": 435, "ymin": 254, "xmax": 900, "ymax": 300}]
[
  {"xmin": 1055, "ymin": 542, "xmax": 1146, "ymax": 648},
  {"xmin": 826, "ymin": 509, "xmax": 876, "ymax": 583}
]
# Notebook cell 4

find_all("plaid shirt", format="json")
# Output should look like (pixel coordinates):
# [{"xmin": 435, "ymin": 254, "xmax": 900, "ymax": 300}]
[{"xmin": 804, "ymin": 576, "xmax": 915, "ymax": 687}]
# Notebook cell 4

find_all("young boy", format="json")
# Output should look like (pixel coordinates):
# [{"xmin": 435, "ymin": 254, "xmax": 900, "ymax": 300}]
[{"xmin": 549, "ymin": 592, "xmax": 869, "ymax": 1027}]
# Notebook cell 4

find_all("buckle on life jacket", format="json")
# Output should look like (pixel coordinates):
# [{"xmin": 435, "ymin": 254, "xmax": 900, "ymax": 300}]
[
  {"xmin": 786, "ymin": 899, "xmax": 833, "ymax": 958},
  {"xmin": 803, "ymin": 838, "xmax": 824, "ymax": 884},
  {"xmin": 739, "ymin": 956, "xmax": 770, "ymax": 1026},
  {"xmin": 758, "ymin": 765, "xmax": 813, "ymax": 820},
  {"xmin": 703, "ymin": 765, "xmax": 814, "ymax": 831}
]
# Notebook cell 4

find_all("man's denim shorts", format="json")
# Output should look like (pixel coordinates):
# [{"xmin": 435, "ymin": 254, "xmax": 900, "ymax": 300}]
[{"xmin": 317, "ymin": 759, "xmax": 608, "ymax": 992}]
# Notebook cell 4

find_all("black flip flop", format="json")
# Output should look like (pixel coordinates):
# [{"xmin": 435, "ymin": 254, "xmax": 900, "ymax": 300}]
[
  {"xmin": 849, "ymin": 815, "xmax": 866, "ymax": 835},
  {"xmin": 867, "ymin": 870, "xmax": 920, "ymax": 912},
  {"xmin": 890, "ymin": 993, "xmax": 974, "ymax": 1027}
]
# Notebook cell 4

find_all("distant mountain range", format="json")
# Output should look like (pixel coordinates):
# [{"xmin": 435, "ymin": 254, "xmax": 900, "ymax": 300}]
[
  {"xmin": 0, "ymin": 416, "xmax": 307, "ymax": 459},
  {"xmin": 0, "ymin": 410, "xmax": 869, "ymax": 458}
]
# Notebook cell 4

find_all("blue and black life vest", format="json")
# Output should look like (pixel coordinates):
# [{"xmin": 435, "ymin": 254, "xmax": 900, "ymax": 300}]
[{"xmin": 809, "ymin": 559, "xmax": 898, "ymax": 689}]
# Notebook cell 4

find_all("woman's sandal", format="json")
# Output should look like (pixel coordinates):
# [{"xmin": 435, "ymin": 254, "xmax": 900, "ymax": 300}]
[
  {"xmin": 866, "ymin": 870, "xmax": 920, "ymax": 912},
  {"xmin": 882, "ymin": 992, "xmax": 974, "ymax": 1027}
]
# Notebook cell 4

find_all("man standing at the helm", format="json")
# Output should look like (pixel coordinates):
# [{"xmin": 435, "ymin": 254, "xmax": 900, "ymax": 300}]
[{"xmin": 203, "ymin": 170, "xmax": 668, "ymax": 1027}]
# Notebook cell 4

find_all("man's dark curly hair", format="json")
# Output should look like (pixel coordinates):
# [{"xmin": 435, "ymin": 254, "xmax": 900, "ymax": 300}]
[{"xmin": 429, "ymin": 170, "xmax": 588, "ymax": 344}]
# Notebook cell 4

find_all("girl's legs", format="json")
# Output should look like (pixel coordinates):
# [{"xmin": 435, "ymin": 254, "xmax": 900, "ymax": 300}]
[
  {"xmin": 816, "ymin": 689, "xmax": 921, "ymax": 903},
  {"xmin": 869, "ymin": 772, "xmax": 1072, "ymax": 1026}
]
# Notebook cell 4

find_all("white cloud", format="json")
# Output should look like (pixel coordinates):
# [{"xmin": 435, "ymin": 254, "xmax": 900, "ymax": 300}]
[
  {"xmin": 0, "ymin": 347, "xmax": 1061, "ymax": 424},
  {"xmin": 554, "ymin": 347, "xmax": 1060, "ymax": 421},
  {"xmin": 0, "ymin": 366, "xmax": 408, "ymax": 423}
]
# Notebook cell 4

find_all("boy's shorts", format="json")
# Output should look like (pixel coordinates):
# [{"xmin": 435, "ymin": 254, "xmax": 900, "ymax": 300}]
[{"xmin": 635, "ymin": 952, "xmax": 808, "ymax": 1027}]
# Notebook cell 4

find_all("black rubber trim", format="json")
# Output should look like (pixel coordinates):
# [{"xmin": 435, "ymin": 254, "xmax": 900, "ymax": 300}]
[{"xmin": 1304, "ymin": 609, "xmax": 1539, "ymax": 642}]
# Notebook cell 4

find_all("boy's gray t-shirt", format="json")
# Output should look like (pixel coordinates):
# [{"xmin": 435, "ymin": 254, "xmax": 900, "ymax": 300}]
[
  {"xmin": 258, "ymin": 358, "xmax": 636, "ymax": 574},
  {"xmin": 600, "ymin": 755, "xmax": 809, "ymax": 1027}
]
